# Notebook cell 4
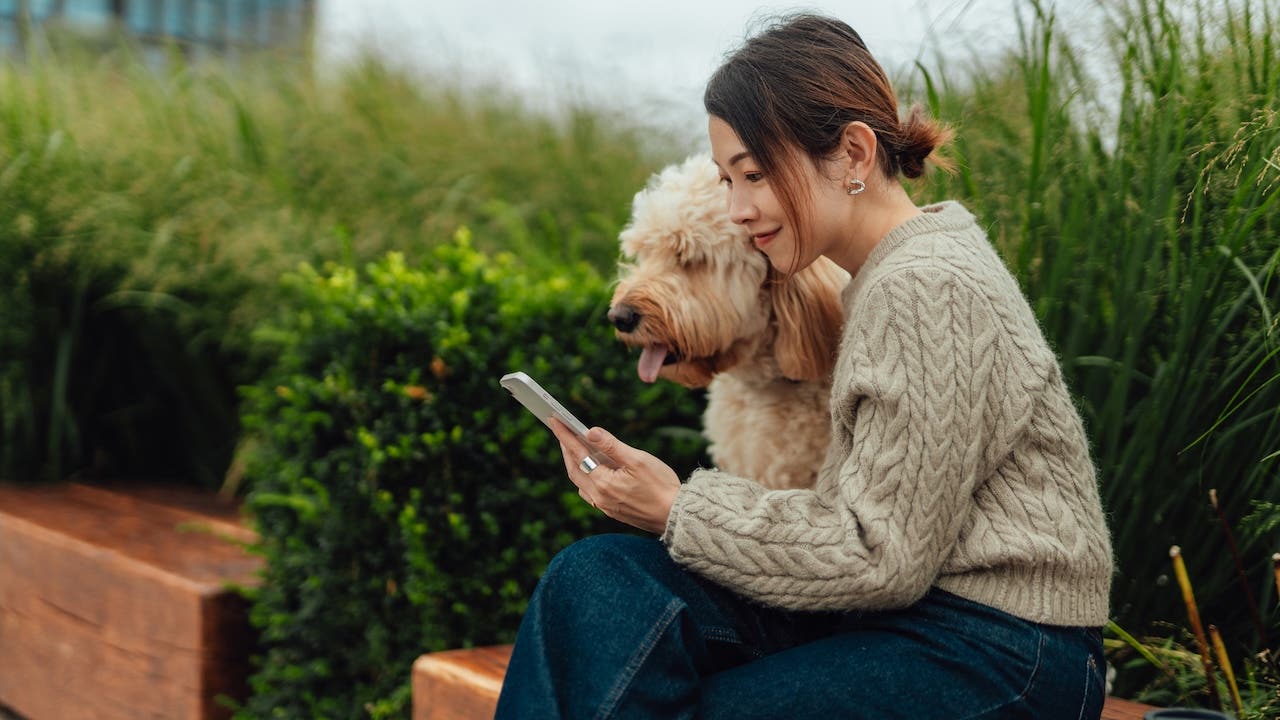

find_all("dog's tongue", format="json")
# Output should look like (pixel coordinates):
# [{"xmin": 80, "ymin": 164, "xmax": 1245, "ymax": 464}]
[{"xmin": 637, "ymin": 344, "xmax": 669, "ymax": 383}]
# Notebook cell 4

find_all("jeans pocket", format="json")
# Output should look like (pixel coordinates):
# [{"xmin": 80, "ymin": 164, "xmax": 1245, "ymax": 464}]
[{"xmin": 700, "ymin": 626, "xmax": 762, "ymax": 672}]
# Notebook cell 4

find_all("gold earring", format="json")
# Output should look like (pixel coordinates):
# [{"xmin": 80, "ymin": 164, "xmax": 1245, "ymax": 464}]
[{"xmin": 847, "ymin": 178, "xmax": 866, "ymax": 196}]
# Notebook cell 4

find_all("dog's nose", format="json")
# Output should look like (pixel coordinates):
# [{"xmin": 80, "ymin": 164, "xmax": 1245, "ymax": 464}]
[{"xmin": 608, "ymin": 304, "xmax": 641, "ymax": 333}]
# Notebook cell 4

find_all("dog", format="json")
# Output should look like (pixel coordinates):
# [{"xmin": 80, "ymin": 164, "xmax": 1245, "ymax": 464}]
[{"xmin": 608, "ymin": 154, "xmax": 848, "ymax": 490}]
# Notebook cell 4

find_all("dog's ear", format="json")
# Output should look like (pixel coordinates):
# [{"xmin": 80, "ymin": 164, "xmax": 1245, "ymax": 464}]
[{"xmin": 769, "ymin": 257, "xmax": 847, "ymax": 381}]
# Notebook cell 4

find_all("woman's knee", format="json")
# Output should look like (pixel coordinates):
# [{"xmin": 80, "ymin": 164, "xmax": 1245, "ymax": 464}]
[{"xmin": 540, "ymin": 534, "xmax": 670, "ymax": 599}]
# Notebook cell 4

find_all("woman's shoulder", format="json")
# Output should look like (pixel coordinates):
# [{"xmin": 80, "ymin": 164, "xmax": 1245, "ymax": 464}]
[
  {"xmin": 845, "ymin": 213, "xmax": 1003, "ymax": 317},
  {"xmin": 842, "ymin": 204, "xmax": 1061, "ymax": 385},
  {"xmin": 873, "ymin": 202, "xmax": 1000, "ymax": 275}
]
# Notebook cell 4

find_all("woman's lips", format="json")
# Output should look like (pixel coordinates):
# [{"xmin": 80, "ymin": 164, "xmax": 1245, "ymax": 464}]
[{"xmin": 753, "ymin": 230, "xmax": 779, "ymax": 248}]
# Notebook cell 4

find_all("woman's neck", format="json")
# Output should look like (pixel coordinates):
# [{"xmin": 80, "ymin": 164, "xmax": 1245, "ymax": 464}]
[{"xmin": 825, "ymin": 180, "xmax": 922, "ymax": 278}]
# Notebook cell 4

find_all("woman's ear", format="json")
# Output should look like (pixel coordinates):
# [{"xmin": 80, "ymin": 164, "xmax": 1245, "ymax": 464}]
[
  {"xmin": 840, "ymin": 121, "xmax": 879, "ymax": 182},
  {"xmin": 770, "ymin": 257, "xmax": 848, "ymax": 381}
]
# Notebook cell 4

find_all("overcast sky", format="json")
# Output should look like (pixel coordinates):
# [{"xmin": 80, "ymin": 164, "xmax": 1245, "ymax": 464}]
[{"xmin": 314, "ymin": 1, "xmax": 1098, "ymax": 146}]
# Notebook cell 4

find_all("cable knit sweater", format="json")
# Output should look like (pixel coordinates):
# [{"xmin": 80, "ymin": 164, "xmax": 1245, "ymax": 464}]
[{"xmin": 661, "ymin": 201, "xmax": 1113, "ymax": 627}]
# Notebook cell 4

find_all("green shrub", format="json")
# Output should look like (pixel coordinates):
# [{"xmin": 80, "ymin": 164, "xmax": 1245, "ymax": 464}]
[{"xmin": 236, "ymin": 232, "xmax": 707, "ymax": 718}]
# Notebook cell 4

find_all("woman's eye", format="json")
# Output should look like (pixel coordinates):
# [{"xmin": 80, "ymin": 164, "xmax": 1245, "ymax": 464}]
[
  {"xmin": 718, "ymin": 176, "xmax": 732, "ymax": 187},
  {"xmin": 744, "ymin": 172, "xmax": 764, "ymax": 183}
]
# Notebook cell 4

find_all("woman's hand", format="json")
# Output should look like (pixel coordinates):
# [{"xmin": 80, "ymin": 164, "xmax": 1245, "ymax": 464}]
[{"xmin": 548, "ymin": 418, "xmax": 681, "ymax": 535}]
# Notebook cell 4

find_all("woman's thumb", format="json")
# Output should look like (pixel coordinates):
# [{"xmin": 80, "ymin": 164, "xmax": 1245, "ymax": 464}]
[{"xmin": 586, "ymin": 427, "xmax": 629, "ymax": 462}]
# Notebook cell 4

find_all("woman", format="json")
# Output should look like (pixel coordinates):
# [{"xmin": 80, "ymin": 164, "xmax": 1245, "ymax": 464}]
[{"xmin": 496, "ymin": 13, "xmax": 1113, "ymax": 719}]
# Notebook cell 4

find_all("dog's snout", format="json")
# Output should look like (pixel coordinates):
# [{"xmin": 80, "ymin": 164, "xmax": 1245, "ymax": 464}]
[{"xmin": 608, "ymin": 304, "xmax": 641, "ymax": 333}]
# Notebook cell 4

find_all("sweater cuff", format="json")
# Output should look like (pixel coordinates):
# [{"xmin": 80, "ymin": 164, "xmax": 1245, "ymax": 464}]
[
  {"xmin": 659, "ymin": 468, "xmax": 718, "ymax": 546},
  {"xmin": 659, "ymin": 487, "xmax": 682, "ymax": 545}
]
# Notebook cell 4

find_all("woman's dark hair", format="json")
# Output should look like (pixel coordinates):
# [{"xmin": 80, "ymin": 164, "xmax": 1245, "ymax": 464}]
[{"xmin": 705, "ymin": 14, "xmax": 953, "ymax": 256}]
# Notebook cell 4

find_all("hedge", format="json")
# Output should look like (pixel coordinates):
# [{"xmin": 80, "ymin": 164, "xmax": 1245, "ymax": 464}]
[{"xmin": 236, "ymin": 231, "xmax": 708, "ymax": 718}]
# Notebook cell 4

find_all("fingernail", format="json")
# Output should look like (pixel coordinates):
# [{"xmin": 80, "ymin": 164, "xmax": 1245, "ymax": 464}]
[{"xmin": 587, "ymin": 428, "xmax": 603, "ymax": 442}]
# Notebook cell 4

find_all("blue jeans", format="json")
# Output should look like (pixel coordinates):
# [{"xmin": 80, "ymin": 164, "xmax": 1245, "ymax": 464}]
[{"xmin": 495, "ymin": 534, "xmax": 1106, "ymax": 719}]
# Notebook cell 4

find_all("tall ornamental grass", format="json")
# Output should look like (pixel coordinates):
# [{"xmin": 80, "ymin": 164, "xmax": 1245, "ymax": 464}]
[
  {"xmin": 0, "ymin": 40, "xmax": 675, "ymax": 486},
  {"xmin": 914, "ymin": 0, "xmax": 1279, "ymax": 653}
]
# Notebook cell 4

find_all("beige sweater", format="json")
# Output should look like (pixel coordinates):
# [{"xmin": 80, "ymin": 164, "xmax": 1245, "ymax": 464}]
[{"xmin": 661, "ymin": 201, "xmax": 1113, "ymax": 627}]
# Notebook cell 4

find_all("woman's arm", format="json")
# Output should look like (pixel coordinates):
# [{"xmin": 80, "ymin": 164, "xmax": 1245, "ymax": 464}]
[{"xmin": 661, "ymin": 267, "xmax": 1028, "ymax": 612}]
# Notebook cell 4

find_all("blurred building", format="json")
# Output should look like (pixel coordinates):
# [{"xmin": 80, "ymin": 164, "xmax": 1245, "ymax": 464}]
[{"xmin": 0, "ymin": 0, "xmax": 315, "ymax": 62}]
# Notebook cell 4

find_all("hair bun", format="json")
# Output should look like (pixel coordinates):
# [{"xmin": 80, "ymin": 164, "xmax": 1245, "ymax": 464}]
[
  {"xmin": 899, "ymin": 150, "xmax": 928, "ymax": 180},
  {"xmin": 897, "ymin": 104, "xmax": 954, "ymax": 179}
]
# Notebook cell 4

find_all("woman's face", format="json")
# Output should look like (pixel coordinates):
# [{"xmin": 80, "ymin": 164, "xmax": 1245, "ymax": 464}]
[{"xmin": 708, "ymin": 116, "xmax": 848, "ymax": 275}]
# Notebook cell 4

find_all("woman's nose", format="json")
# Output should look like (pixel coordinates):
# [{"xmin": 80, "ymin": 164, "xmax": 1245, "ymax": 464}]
[{"xmin": 727, "ymin": 190, "xmax": 757, "ymax": 224}]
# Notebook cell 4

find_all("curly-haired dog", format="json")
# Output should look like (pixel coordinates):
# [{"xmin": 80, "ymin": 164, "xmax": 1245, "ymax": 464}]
[{"xmin": 608, "ymin": 154, "xmax": 848, "ymax": 490}]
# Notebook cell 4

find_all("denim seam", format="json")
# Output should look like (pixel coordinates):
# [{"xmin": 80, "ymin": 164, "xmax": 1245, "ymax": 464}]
[
  {"xmin": 593, "ymin": 597, "xmax": 685, "ymax": 720},
  {"xmin": 956, "ymin": 627, "xmax": 1047, "ymax": 720},
  {"xmin": 701, "ymin": 626, "xmax": 762, "ymax": 659},
  {"xmin": 1016, "ymin": 628, "xmax": 1048, "ymax": 701},
  {"xmin": 701, "ymin": 627, "xmax": 740, "ymax": 643},
  {"xmin": 1076, "ymin": 655, "xmax": 1098, "ymax": 720}
]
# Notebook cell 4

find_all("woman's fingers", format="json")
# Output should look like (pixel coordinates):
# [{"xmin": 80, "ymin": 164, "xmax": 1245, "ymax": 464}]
[
  {"xmin": 551, "ymin": 420, "xmax": 607, "ymax": 503},
  {"xmin": 549, "ymin": 420, "xmax": 632, "ymax": 518},
  {"xmin": 548, "ymin": 418, "xmax": 678, "ymax": 533},
  {"xmin": 550, "ymin": 420, "xmax": 593, "ymax": 471},
  {"xmin": 578, "ymin": 426, "xmax": 634, "ymax": 468}
]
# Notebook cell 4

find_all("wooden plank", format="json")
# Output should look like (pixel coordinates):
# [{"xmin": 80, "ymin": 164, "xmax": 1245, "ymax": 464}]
[
  {"xmin": 412, "ymin": 644, "xmax": 1160, "ymax": 720},
  {"xmin": 413, "ymin": 646, "xmax": 511, "ymax": 720},
  {"xmin": 1101, "ymin": 696, "xmax": 1157, "ymax": 720},
  {"xmin": 0, "ymin": 483, "xmax": 259, "ymax": 586},
  {"xmin": 0, "ymin": 483, "xmax": 260, "ymax": 720}
]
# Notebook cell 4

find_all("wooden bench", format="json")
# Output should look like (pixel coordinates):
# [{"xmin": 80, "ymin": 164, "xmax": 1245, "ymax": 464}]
[
  {"xmin": 412, "ymin": 644, "xmax": 1158, "ymax": 719},
  {"xmin": 0, "ymin": 482, "xmax": 262, "ymax": 720}
]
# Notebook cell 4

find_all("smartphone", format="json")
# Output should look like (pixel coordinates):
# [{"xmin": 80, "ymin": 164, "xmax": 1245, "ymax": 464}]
[{"xmin": 499, "ymin": 372, "xmax": 618, "ymax": 468}]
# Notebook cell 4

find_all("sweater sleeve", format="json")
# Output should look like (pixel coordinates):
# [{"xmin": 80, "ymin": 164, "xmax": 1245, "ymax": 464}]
[{"xmin": 660, "ymin": 267, "xmax": 1021, "ymax": 612}]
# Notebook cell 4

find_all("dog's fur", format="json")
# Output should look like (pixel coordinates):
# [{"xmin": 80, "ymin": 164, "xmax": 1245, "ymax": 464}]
[{"xmin": 610, "ymin": 154, "xmax": 849, "ymax": 490}]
